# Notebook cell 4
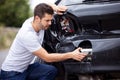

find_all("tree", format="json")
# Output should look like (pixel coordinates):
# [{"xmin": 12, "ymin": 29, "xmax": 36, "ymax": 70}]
[{"xmin": 0, "ymin": 0, "xmax": 31, "ymax": 27}]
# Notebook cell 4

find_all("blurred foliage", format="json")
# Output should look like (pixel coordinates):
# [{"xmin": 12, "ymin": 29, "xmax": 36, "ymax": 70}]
[{"xmin": 0, "ymin": 0, "xmax": 31, "ymax": 27}]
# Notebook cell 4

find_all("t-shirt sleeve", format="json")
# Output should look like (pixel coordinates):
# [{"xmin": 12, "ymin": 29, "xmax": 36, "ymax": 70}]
[{"xmin": 21, "ymin": 32, "xmax": 42, "ymax": 52}]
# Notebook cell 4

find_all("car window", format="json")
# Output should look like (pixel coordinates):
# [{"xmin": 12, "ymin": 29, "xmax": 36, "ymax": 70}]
[
  {"xmin": 58, "ymin": 0, "xmax": 120, "ymax": 6},
  {"xmin": 58, "ymin": 0, "xmax": 84, "ymax": 5}
]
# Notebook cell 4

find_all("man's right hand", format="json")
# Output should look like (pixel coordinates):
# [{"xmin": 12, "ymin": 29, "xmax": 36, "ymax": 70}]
[{"xmin": 71, "ymin": 47, "xmax": 87, "ymax": 61}]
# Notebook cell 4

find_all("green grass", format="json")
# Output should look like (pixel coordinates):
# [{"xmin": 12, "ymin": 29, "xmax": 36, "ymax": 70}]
[{"xmin": 0, "ymin": 27, "xmax": 19, "ymax": 50}]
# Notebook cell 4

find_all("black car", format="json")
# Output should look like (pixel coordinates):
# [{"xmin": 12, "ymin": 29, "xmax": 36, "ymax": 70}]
[{"xmin": 41, "ymin": 0, "xmax": 120, "ymax": 80}]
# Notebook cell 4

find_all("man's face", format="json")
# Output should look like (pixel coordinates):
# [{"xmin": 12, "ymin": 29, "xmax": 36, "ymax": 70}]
[{"xmin": 38, "ymin": 13, "xmax": 53, "ymax": 30}]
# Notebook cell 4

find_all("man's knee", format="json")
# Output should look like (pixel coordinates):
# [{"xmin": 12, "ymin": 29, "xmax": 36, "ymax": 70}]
[{"xmin": 48, "ymin": 65, "xmax": 58, "ymax": 75}]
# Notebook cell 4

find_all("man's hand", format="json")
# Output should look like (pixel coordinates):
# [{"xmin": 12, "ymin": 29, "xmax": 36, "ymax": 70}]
[
  {"xmin": 47, "ymin": 3, "xmax": 67, "ymax": 15},
  {"xmin": 71, "ymin": 47, "xmax": 87, "ymax": 61},
  {"xmin": 55, "ymin": 6, "xmax": 67, "ymax": 15}
]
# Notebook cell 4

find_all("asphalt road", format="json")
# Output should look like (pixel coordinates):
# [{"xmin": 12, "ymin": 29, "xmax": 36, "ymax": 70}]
[{"xmin": 0, "ymin": 49, "xmax": 9, "ymax": 69}]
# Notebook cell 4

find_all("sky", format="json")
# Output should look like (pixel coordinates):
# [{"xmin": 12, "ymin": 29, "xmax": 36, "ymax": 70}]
[{"xmin": 29, "ymin": 0, "xmax": 56, "ymax": 11}]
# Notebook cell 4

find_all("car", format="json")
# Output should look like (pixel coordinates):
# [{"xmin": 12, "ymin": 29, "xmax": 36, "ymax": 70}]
[{"xmin": 40, "ymin": 0, "xmax": 120, "ymax": 80}]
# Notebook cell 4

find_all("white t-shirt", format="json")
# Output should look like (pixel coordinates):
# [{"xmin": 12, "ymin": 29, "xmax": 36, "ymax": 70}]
[{"xmin": 1, "ymin": 17, "xmax": 44, "ymax": 72}]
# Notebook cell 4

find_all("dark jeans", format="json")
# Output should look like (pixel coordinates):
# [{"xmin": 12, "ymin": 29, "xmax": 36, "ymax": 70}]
[{"xmin": 0, "ymin": 62, "xmax": 57, "ymax": 80}]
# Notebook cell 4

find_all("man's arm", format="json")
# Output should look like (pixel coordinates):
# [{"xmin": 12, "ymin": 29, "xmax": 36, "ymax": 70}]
[{"xmin": 33, "ymin": 47, "xmax": 87, "ymax": 62}]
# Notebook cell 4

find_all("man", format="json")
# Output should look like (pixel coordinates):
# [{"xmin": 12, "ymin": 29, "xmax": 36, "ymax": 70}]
[{"xmin": 0, "ymin": 3, "xmax": 87, "ymax": 80}]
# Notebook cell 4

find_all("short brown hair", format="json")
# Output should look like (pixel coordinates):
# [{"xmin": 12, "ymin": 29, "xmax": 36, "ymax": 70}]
[{"xmin": 34, "ymin": 3, "xmax": 54, "ymax": 19}]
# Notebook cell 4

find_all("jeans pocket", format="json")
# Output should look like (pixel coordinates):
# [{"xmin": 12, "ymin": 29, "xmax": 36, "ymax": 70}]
[{"xmin": 0, "ymin": 70, "xmax": 21, "ymax": 79}]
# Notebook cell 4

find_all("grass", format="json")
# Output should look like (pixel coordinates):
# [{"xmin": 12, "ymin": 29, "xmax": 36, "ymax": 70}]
[{"xmin": 0, "ymin": 27, "xmax": 19, "ymax": 50}]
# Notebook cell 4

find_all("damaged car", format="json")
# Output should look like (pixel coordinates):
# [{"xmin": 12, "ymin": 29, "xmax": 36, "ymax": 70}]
[{"xmin": 39, "ymin": 0, "xmax": 120, "ymax": 80}]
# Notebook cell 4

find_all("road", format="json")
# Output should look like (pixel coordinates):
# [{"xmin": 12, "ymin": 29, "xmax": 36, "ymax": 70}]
[{"xmin": 0, "ymin": 49, "xmax": 9, "ymax": 69}]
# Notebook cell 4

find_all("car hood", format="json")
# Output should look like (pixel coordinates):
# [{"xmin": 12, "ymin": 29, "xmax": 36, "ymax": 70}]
[{"xmin": 58, "ymin": 1, "xmax": 120, "ymax": 17}]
